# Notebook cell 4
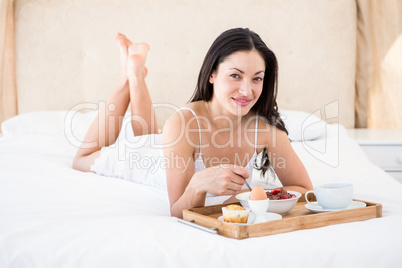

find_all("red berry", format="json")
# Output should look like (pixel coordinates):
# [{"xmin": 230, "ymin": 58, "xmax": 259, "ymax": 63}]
[
  {"xmin": 271, "ymin": 189, "xmax": 281, "ymax": 195},
  {"xmin": 280, "ymin": 194, "xmax": 288, "ymax": 199}
]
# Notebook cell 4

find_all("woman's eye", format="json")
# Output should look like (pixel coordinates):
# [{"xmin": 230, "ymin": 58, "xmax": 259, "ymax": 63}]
[
  {"xmin": 254, "ymin": 77, "xmax": 263, "ymax": 82},
  {"xmin": 230, "ymin": 74, "xmax": 240, "ymax": 79}
]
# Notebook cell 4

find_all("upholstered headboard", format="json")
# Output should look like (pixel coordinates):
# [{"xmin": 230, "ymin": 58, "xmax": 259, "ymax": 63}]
[{"xmin": 7, "ymin": 0, "xmax": 357, "ymax": 128}]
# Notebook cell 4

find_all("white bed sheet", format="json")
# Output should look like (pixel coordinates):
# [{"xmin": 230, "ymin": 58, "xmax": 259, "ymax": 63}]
[{"xmin": 1, "ymin": 123, "xmax": 402, "ymax": 268}]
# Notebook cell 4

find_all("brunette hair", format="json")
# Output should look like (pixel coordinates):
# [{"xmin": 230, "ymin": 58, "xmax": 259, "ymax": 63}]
[{"xmin": 189, "ymin": 27, "xmax": 288, "ymax": 177}]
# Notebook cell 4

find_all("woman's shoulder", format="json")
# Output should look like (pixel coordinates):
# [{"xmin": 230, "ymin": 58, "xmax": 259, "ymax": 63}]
[
  {"xmin": 163, "ymin": 102, "xmax": 206, "ymax": 135},
  {"xmin": 166, "ymin": 102, "xmax": 206, "ymax": 123},
  {"xmin": 179, "ymin": 101, "xmax": 205, "ymax": 115},
  {"xmin": 162, "ymin": 102, "xmax": 205, "ymax": 153},
  {"xmin": 256, "ymin": 115, "xmax": 289, "ymax": 145}
]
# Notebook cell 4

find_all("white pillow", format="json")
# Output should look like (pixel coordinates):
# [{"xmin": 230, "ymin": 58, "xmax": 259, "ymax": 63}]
[
  {"xmin": 1, "ymin": 111, "xmax": 67, "ymax": 137},
  {"xmin": 279, "ymin": 109, "xmax": 327, "ymax": 141},
  {"xmin": 1, "ymin": 110, "xmax": 146, "ymax": 147},
  {"xmin": 1, "ymin": 110, "xmax": 98, "ymax": 139}
]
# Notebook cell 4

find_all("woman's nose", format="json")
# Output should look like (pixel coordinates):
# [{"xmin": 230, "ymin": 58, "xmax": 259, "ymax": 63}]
[{"xmin": 239, "ymin": 80, "xmax": 252, "ymax": 96}]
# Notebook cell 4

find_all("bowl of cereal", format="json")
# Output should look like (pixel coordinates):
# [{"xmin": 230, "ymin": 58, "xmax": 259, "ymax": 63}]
[{"xmin": 236, "ymin": 188, "xmax": 301, "ymax": 215}]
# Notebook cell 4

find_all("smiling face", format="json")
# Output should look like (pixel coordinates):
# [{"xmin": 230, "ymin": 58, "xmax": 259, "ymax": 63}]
[{"xmin": 209, "ymin": 50, "xmax": 265, "ymax": 117}]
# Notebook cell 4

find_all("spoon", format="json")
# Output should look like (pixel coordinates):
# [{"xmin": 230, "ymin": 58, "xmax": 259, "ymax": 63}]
[{"xmin": 244, "ymin": 179, "xmax": 252, "ymax": 191}]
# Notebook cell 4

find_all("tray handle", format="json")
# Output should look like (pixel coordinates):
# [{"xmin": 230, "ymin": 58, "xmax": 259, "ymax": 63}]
[{"xmin": 177, "ymin": 219, "xmax": 218, "ymax": 234}]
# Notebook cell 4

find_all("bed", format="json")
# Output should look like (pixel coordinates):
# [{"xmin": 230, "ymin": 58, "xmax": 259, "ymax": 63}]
[
  {"xmin": 1, "ymin": 0, "xmax": 402, "ymax": 267},
  {"xmin": 1, "ymin": 110, "xmax": 402, "ymax": 268}
]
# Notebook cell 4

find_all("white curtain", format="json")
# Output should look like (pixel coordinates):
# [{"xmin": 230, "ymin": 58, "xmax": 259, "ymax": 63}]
[
  {"xmin": 356, "ymin": 0, "xmax": 402, "ymax": 128},
  {"xmin": 0, "ymin": 0, "xmax": 17, "ymax": 131}
]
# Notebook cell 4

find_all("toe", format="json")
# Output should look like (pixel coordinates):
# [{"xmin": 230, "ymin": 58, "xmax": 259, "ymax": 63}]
[{"xmin": 116, "ymin": 33, "xmax": 132, "ymax": 48}]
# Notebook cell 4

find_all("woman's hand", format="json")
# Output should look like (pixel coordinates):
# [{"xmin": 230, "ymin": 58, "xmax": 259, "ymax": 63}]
[{"xmin": 187, "ymin": 164, "xmax": 249, "ymax": 196}]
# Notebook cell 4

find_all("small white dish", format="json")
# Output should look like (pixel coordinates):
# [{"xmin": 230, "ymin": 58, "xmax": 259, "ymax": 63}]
[
  {"xmin": 218, "ymin": 212, "xmax": 282, "ymax": 225},
  {"xmin": 305, "ymin": 201, "xmax": 367, "ymax": 213}
]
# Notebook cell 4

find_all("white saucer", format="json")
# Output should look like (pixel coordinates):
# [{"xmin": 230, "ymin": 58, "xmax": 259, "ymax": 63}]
[
  {"xmin": 218, "ymin": 212, "xmax": 282, "ymax": 225},
  {"xmin": 305, "ymin": 201, "xmax": 367, "ymax": 213}
]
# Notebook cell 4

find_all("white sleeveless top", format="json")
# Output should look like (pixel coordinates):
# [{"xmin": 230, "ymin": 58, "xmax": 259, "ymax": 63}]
[{"xmin": 179, "ymin": 107, "xmax": 259, "ymax": 195}]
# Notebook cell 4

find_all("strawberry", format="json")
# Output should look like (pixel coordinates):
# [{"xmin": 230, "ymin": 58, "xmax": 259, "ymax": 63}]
[
  {"xmin": 271, "ymin": 189, "xmax": 281, "ymax": 195},
  {"xmin": 280, "ymin": 194, "xmax": 288, "ymax": 199}
]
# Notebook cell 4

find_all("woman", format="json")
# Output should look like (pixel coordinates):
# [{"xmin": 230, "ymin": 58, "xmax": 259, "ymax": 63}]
[
  {"xmin": 73, "ymin": 28, "xmax": 313, "ymax": 219},
  {"xmin": 163, "ymin": 28, "xmax": 312, "ymax": 218}
]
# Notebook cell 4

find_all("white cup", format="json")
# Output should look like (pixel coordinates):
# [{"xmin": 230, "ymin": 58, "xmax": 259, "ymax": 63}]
[
  {"xmin": 305, "ymin": 183, "xmax": 353, "ymax": 209},
  {"xmin": 248, "ymin": 199, "xmax": 269, "ymax": 224}
]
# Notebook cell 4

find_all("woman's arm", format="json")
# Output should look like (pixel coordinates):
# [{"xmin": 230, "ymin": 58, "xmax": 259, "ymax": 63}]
[
  {"xmin": 266, "ymin": 126, "xmax": 314, "ymax": 193},
  {"xmin": 162, "ymin": 112, "xmax": 205, "ymax": 218},
  {"xmin": 162, "ymin": 111, "xmax": 248, "ymax": 218}
]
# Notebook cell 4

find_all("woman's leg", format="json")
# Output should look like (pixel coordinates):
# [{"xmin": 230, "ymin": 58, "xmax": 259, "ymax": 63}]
[
  {"xmin": 73, "ymin": 33, "xmax": 156, "ymax": 172},
  {"xmin": 127, "ymin": 43, "xmax": 159, "ymax": 135}
]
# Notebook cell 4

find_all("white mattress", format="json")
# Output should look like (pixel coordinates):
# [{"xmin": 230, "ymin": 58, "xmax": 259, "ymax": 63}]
[{"xmin": 1, "ymin": 114, "xmax": 402, "ymax": 268}]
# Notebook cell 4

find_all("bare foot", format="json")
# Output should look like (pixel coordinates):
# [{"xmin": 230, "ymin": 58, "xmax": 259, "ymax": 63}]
[
  {"xmin": 127, "ymin": 43, "xmax": 150, "ymax": 81},
  {"xmin": 115, "ymin": 32, "xmax": 132, "ymax": 80}
]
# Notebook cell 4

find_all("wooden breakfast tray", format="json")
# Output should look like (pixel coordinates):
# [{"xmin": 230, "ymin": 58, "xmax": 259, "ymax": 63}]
[{"xmin": 182, "ymin": 197, "xmax": 382, "ymax": 239}]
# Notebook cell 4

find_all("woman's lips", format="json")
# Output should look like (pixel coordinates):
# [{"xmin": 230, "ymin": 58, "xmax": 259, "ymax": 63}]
[{"xmin": 232, "ymin": 97, "xmax": 252, "ymax": 106}]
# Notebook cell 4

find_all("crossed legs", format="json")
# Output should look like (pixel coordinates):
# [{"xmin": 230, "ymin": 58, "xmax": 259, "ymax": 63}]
[{"xmin": 72, "ymin": 33, "xmax": 158, "ymax": 172}]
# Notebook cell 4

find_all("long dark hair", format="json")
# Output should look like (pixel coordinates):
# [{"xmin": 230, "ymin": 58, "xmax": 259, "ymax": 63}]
[{"xmin": 189, "ymin": 28, "xmax": 288, "ymax": 177}]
